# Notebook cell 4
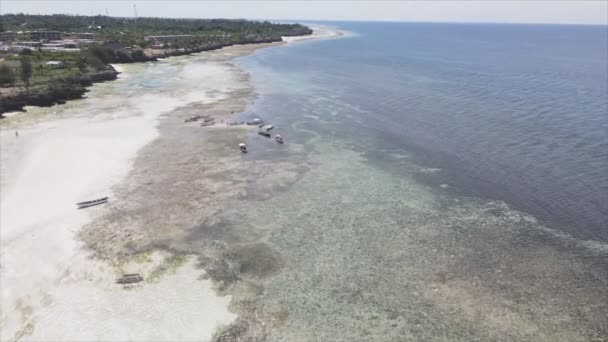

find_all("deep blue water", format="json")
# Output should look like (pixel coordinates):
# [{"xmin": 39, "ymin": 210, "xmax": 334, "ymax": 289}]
[{"xmin": 240, "ymin": 22, "xmax": 608, "ymax": 242}]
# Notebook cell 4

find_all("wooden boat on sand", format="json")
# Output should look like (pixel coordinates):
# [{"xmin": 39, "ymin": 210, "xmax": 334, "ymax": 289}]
[
  {"xmin": 184, "ymin": 115, "xmax": 203, "ymax": 123},
  {"xmin": 116, "ymin": 273, "xmax": 143, "ymax": 284},
  {"xmin": 76, "ymin": 197, "xmax": 108, "ymax": 209}
]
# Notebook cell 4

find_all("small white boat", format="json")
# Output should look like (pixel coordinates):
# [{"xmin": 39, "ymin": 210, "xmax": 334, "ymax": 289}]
[
  {"xmin": 239, "ymin": 143, "xmax": 248, "ymax": 153},
  {"xmin": 275, "ymin": 134, "xmax": 284, "ymax": 144},
  {"xmin": 247, "ymin": 118, "xmax": 263, "ymax": 125}
]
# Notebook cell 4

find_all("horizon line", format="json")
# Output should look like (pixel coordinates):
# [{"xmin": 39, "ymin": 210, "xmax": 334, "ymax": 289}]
[{"xmin": 1, "ymin": 13, "xmax": 606, "ymax": 27}]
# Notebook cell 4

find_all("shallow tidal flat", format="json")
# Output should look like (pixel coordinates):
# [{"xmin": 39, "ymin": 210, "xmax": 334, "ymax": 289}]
[
  {"xmin": 0, "ymin": 41, "xmax": 287, "ymax": 341},
  {"xmin": 225, "ymin": 144, "xmax": 607, "ymax": 341},
  {"xmin": 85, "ymin": 93, "xmax": 607, "ymax": 341}
]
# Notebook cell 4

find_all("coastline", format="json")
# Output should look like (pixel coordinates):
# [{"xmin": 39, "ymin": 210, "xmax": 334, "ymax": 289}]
[
  {"xmin": 0, "ymin": 32, "xmax": 314, "ymax": 117},
  {"xmin": 0, "ymin": 67, "xmax": 120, "ymax": 117},
  {"xmin": 0, "ymin": 27, "xmax": 340, "ymax": 341},
  {"xmin": 282, "ymin": 24, "xmax": 345, "ymax": 42}
]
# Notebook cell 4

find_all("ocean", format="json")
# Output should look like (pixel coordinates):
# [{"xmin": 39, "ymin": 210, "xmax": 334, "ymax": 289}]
[
  {"xmin": 241, "ymin": 22, "xmax": 608, "ymax": 242},
  {"xmin": 223, "ymin": 22, "xmax": 608, "ymax": 340}
]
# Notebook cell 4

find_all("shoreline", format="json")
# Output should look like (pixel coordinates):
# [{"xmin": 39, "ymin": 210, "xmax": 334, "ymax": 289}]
[
  {"xmin": 0, "ymin": 32, "xmax": 315, "ymax": 118},
  {"xmin": 0, "ymin": 67, "xmax": 120, "ymax": 117},
  {"xmin": 0, "ymin": 27, "xmax": 341, "ymax": 341}
]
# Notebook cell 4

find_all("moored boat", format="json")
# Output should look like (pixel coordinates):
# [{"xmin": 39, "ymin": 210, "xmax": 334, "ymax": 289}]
[
  {"xmin": 275, "ymin": 134, "xmax": 285, "ymax": 144},
  {"xmin": 247, "ymin": 118, "xmax": 263, "ymax": 125},
  {"xmin": 239, "ymin": 143, "xmax": 248, "ymax": 153},
  {"xmin": 184, "ymin": 115, "xmax": 204, "ymax": 123}
]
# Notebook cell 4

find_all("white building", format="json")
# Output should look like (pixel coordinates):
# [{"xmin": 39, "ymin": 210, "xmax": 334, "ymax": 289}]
[{"xmin": 46, "ymin": 61, "xmax": 65, "ymax": 68}]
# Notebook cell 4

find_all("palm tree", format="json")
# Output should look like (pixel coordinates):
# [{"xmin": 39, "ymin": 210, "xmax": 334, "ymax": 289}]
[
  {"xmin": 20, "ymin": 55, "xmax": 33, "ymax": 95},
  {"xmin": 0, "ymin": 64, "xmax": 16, "ymax": 87}
]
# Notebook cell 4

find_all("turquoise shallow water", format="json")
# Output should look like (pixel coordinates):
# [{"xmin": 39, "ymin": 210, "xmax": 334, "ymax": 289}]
[
  {"xmin": 207, "ymin": 23, "xmax": 608, "ymax": 340},
  {"xmin": 239, "ymin": 22, "xmax": 608, "ymax": 242},
  {"xmin": 217, "ymin": 142, "xmax": 606, "ymax": 340}
]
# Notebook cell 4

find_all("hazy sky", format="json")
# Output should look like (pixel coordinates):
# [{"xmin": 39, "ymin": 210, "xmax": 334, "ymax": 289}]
[{"xmin": 1, "ymin": 1, "xmax": 607, "ymax": 25}]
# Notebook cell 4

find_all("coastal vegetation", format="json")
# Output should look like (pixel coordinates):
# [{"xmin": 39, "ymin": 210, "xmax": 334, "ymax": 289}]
[
  {"xmin": 0, "ymin": 48, "xmax": 119, "ymax": 113},
  {"xmin": 19, "ymin": 54, "xmax": 32, "ymax": 93},
  {"xmin": 0, "ymin": 14, "xmax": 312, "ymax": 115},
  {"xmin": 0, "ymin": 14, "xmax": 311, "ymax": 45},
  {"xmin": 0, "ymin": 63, "xmax": 15, "ymax": 85}
]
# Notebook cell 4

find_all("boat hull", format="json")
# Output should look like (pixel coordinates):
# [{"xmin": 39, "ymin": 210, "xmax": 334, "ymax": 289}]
[{"xmin": 76, "ymin": 197, "xmax": 108, "ymax": 209}]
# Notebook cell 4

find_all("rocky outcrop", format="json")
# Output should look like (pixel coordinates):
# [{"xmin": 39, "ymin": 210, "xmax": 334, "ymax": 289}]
[{"xmin": 0, "ymin": 67, "xmax": 118, "ymax": 116}]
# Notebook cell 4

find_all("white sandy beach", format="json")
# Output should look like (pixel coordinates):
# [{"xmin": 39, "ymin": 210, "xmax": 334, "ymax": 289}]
[
  {"xmin": 0, "ymin": 62, "xmax": 239, "ymax": 341},
  {"xmin": 0, "ymin": 26, "xmax": 340, "ymax": 341}
]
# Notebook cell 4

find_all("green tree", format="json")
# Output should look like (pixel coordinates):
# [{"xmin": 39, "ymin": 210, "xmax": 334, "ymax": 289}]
[
  {"xmin": 88, "ymin": 46, "xmax": 111, "ymax": 64},
  {"xmin": 114, "ymin": 50, "xmax": 132, "ymax": 63},
  {"xmin": 47, "ymin": 77, "xmax": 84, "ymax": 99},
  {"xmin": 86, "ymin": 54, "xmax": 105, "ymax": 70},
  {"xmin": 76, "ymin": 55, "xmax": 88, "ymax": 73},
  {"xmin": 36, "ymin": 64, "xmax": 45, "ymax": 76},
  {"xmin": 0, "ymin": 64, "xmax": 16, "ymax": 86},
  {"xmin": 19, "ymin": 55, "xmax": 33, "ymax": 94},
  {"xmin": 131, "ymin": 49, "xmax": 146, "ymax": 61}
]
